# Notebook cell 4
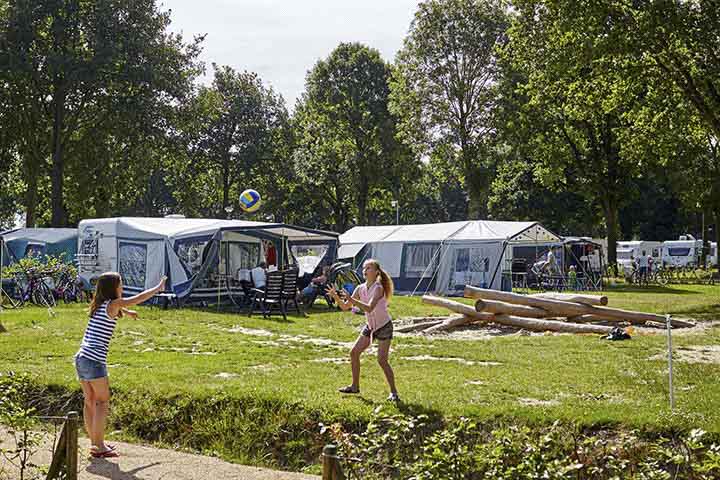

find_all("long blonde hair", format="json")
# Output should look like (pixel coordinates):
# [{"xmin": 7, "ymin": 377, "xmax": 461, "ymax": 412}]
[
  {"xmin": 89, "ymin": 272, "xmax": 122, "ymax": 316},
  {"xmin": 365, "ymin": 259, "xmax": 393, "ymax": 301}
]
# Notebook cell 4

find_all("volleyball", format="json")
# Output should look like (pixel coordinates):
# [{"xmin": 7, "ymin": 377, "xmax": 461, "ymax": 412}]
[{"xmin": 239, "ymin": 189, "xmax": 262, "ymax": 213}]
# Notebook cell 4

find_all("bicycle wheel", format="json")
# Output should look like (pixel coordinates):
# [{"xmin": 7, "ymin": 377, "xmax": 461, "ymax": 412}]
[{"xmin": 32, "ymin": 283, "xmax": 56, "ymax": 308}]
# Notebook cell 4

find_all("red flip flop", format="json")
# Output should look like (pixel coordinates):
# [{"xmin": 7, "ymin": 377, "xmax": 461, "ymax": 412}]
[{"xmin": 90, "ymin": 448, "xmax": 119, "ymax": 458}]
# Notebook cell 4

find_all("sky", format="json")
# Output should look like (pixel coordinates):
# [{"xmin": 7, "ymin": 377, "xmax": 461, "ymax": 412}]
[{"xmin": 162, "ymin": 0, "xmax": 421, "ymax": 108}]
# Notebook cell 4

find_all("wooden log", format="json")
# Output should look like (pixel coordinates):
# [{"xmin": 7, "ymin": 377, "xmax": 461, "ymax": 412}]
[
  {"xmin": 424, "ymin": 315, "xmax": 476, "ymax": 333},
  {"xmin": 422, "ymin": 295, "xmax": 495, "ymax": 323},
  {"xmin": 66, "ymin": 411, "xmax": 78, "ymax": 480},
  {"xmin": 493, "ymin": 314, "xmax": 614, "ymax": 334},
  {"xmin": 567, "ymin": 314, "xmax": 628, "ymax": 324},
  {"xmin": 396, "ymin": 319, "xmax": 447, "ymax": 333},
  {"xmin": 402, "ymin": 316, "xmax": 452, "ymax": 324},
  {"xmin": 475, "ymin": 299, "xmax": 548, "ymax": 318},
  {"xmin": 464, "ymin": 286, "xmax": 693, "ymax": 328},
  {"xmin": 530, "ymin": 292, "xmax": 608, "ymax": 306}
]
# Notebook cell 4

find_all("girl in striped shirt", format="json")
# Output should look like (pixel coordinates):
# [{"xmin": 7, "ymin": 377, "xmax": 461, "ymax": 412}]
[{"xmin": 75, "ymin": 272, "xmax": 166, "ymax": 458}]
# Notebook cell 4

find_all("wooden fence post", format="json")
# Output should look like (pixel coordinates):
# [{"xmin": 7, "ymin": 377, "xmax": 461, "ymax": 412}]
[
  {"xmin": 323, "ymin": 444, "xmax": 346, "ymax": 480},
  {"xmin": 66, "ymin": 411, "xmax": 78, "ymax": 480}
]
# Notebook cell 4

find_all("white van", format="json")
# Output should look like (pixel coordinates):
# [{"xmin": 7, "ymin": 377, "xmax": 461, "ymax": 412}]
[
  {"xmin": 616, "ymin": 240, "xmax": 662, "ymax": 269},
  {"xmin": 662, "ymin": 235, "xmax": 702, "ymax": 267},
  {"xmin": 710, "ymin": 242, "xmax": 718, "ymax": 266}
]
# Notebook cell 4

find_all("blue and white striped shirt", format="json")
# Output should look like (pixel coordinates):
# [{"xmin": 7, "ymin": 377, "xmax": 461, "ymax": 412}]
[{"xmin": 77, "ymin": 300, "xmax": 117, "ymax": 364}]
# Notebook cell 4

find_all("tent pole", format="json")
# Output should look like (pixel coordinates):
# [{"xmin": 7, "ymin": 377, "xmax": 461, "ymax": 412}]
[
  {"xmin": 489, "ymin": 241, "xmax": 508, "ymax": 290},
  {"xmin": 217, "ymin": 239, "xmax": 221, "ymax": 311}
]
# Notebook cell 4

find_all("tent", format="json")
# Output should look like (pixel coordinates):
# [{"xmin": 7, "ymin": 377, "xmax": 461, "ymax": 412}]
[
  {"xmin": 76, "ymin": 217, "xmax": 337, "ymax": 301},
  {"xmin": 338, "ymin": 220, "xmax": 560, "ymax": 295},
  {"xmin": 0, "ymin": 228, "xmax": 78, "ymax": 266}
]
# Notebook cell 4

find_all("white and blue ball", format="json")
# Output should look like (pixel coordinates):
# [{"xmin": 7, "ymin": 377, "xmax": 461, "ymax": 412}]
[{"xmin": 239, "ymin": 189, "xmax": 262, "ymax": 213}]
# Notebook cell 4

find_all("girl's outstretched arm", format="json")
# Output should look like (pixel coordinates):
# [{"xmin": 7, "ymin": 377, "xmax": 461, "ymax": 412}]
[{"xmin": 108, "ymin": 277, "xmax": 167, "ymax": 318}]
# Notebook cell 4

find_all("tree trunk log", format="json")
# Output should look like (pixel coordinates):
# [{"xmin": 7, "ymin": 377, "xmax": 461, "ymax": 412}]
[
  {"xmin": 567, "ymin": 314, "xmax": 628, "ymax": 324},
  {"xmin": 529, "ymin": 292, "xmax": 608, "ymax": 306},
  {"xmin": 493, "ymin": 314, "xmax": 614, "ymax": 334},
  {"xmin": 464, "ymin": 286, "xmax": 693, "ymax": 327},
  {"xmin": 422, "ymin": 295, "xmax": 494, "ymax": 323},
  {"xmin": 396, "ymin": 319, "xmax": 446, "ymax": 333},
  {"xmin": 475, "ymin": 299, "xmax": 548, "ymax": 318},
  {"xmin": 424, "ymin": 315, "xmax": 476, "ymax": 334}
]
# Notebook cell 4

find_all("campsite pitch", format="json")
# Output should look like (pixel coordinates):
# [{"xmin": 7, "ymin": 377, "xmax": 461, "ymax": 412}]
[{"xmin": 0, "ymin": 283, "xmax": 719, "ymax": 470}]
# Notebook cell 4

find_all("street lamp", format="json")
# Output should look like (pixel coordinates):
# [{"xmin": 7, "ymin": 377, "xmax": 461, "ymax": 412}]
[{"xmin": 391, "ymin": 200, "xmax": 399, "ymax": 225}]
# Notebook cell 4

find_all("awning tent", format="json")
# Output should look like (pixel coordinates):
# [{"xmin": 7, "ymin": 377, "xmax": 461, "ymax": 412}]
[
  {"xmin": 76, "ymin": 217, "xmax": 337, "ymax": 301},
  {"xmin": 0, "ymin": 228, "xmax": 78, "ymax": 266},
  {"xmin": 339, "ymin": 220, "xmax": 560, "ymax": 294}
]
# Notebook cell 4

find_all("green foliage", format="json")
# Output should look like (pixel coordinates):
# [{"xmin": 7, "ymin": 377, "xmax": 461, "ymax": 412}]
[
  {"xmin": 0, "ymin": 372, "xmax": 43, "ymax": 480},
  {"xmin": 293, "ymin": 42, "xmax": 413, "ymax": 229},
  {"xmin": 391, "ymin": 0, "xmax": 509, "ymax": 217}
]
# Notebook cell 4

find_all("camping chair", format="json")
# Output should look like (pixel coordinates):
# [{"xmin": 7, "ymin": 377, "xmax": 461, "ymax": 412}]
[
  {"xmin": 248, "ymin": 270, "xmax": 286, "ymax": 320},
  {"xmin": 281, "ymin": 267, "xmax": 303, "ymax": 316}
]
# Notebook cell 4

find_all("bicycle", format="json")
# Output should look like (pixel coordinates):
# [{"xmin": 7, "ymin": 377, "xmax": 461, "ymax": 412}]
[
  {"xmin": 53, "ymin": 269, "xmax": 83, "ymax": 303},
  {"xmin": 15, "ymin": 267, "xmax": 58, "ymax": 309}
]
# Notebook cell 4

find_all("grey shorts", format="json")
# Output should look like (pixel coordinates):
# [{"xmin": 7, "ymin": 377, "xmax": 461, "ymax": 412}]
[
  {"xmin": 361, "ymin": 321, "xmax": 393, "ymax": 341},
  {"xmin": 75, "ymin": 355, "xmax": 108, "ymax": 381}
]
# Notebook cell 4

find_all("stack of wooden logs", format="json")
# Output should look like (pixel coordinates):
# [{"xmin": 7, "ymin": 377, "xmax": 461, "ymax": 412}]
[{"xmin": 399, "ymin": 286, "xmax": 695, "ymax": 335}]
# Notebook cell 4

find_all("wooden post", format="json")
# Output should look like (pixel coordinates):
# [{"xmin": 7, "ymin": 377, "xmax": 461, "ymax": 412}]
[
  {"xmin": 66, "ymin": 411, "xmax": 78, "ymax": 480},
  {"xmin": 46, "ymin": 420, "xmax": 67, "ymax": 480},
  {"xmin": 493, "ymin": 314, "xmax": 615, "ymax": 334},
  {"xmin": 322, "ymin": 444, "xmax": 338, "ymax": 480},
  {"xmin": 421, "ymin": 295, "xmax": 494, "ymax": 322},
  {"xmin": 475, "ymin": 299, "xmax": 548, "ymax": 318},
  {"xmin": 529, "ymin": 292, "xmax": 608, "ymax": 306}
]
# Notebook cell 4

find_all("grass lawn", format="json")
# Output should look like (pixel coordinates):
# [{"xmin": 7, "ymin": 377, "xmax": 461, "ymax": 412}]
[{"xmin": 0, "ymin": 283, "xmax": 719, "ymax": 467}]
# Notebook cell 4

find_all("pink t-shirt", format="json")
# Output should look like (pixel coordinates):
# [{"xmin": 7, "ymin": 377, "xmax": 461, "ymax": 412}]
[{"xmin": 355, "ymin": 282, "xmax": 391, "ymax": 331}]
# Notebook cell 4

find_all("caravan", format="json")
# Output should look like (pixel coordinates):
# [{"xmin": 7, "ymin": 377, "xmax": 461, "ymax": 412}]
[
  {"xmin": 616, "ymin": 241, "xmax": 662, "ymax": 269},
  {"xmin": 339, "ymin": 220, "xmax": 560, "ymax": 295},
  {"xmin": 76, "ymin": 217, "xmax": 337, "ymax": 302},
  {"xmin": 662, "ymin": 235, "xmax": 702, "ymax": 267},
  {"xmin": 710, "ymin": 242, "xmax": 718, "ymax": 266}
]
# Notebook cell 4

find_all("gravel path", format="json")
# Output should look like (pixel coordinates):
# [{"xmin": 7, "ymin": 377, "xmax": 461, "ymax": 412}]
[{"xmin": 0, "ymin": 428, "xmax": 320, "ymax": 480}]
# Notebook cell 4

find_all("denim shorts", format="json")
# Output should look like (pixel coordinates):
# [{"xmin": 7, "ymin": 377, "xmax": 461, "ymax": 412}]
[
  {"xmin": 361, "ymin": 321, "xmax": 393, "ymax": 341},
  {"xmin": 75, "ymin": 355, "xmax": 108, "ymax": 381}
]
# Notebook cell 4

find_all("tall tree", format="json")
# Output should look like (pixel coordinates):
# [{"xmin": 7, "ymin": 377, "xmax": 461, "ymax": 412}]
[
  {"xmin": 295, "ymin": 42, "xmax": 411, "ymax": 228},
  {"xmin": 502, "ymin": 0, "xmax": 686, "ymax": 267},
  {"xmin": 391, "ymin": 0, "xmax": 508, "ymax": 218},
  {"xmin": 0, "ymin": 0, "xmax": 202, "ymax": 226},
  {"xmin": 170, "ymin": 65, "xmax": 287, "ymax": 219}
]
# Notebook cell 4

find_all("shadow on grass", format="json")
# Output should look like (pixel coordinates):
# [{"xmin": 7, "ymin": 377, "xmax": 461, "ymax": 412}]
[{"xmin": 605, "ymin": 285, "xmax": 701, "ymax": 295}]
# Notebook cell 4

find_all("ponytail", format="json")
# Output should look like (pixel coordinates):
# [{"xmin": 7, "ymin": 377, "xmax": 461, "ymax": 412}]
[{"xmin": 365, "ymin": 259, "xmax": 393, "ymax": 301}]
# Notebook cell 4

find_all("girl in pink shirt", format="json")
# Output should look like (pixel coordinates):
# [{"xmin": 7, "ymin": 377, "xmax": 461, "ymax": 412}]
[{"xmin": 327, "ymin": 259, "xmax": 399, "ymax": 402}]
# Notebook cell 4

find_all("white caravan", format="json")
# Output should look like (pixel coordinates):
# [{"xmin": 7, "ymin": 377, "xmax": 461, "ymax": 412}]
[
  {"xmin": 662, "ymin": 235, "xmax": 702, "ymax": 267},
  {"xmin": 616, "ymin": 241, "xmax": 662, "ymax": 269},
  {"xmin": 710, "ymin": 242, "xmax": 718, "ymax": 266}
]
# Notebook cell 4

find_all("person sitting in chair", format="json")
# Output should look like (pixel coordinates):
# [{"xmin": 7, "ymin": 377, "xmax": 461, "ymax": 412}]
[{"xmin": 301, "ymin": 265, "xmax": 330, "ymax": 306}]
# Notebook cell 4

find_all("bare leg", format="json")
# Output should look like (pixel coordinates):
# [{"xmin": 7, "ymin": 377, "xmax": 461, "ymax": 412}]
[
  {"xmin": 79, "ymin": 381, "xmax": 95, "ymax": 443},
  {"xmin": 87, "ymin": 377, "xmax": 111, "ymax": 451},
  {"xmin": 377, "ymin": 339, "xmax": 397, "ymax": 395},
  {"xmin": 349, "ymin": 334, "xmax": 371, "ymax": 390}
]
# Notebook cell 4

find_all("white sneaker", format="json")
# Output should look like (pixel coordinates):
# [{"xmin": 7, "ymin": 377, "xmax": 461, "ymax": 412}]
[{"xmin": 387, "ymin": 392, "xmax": 400, "ymax": 402}]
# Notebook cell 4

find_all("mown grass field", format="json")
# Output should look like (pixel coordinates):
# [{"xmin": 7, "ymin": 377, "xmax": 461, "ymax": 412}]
[{"xmin": 1, "ymin": 283, "xmax": 719, "ymax": 469}]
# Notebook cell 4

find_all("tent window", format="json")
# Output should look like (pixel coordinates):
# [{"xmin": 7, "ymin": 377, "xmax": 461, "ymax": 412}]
[
  {"xmin": 24, "ymin": 243, "xmax": 45, "ymax": 258},
  {"xmin": 291, "ymin": 244, "xmax": 329, "ymax": 275},
  {"xmin": 177, "ymin": 239, "xmax": 209, "ymax": 277},
  {"xmin": 226, "ymin": 242, "xmax": 261, "ymax": 275},
  {"xmin": 119, "ymin": 242, "xmax": 147, "ymax": 288},
  {"xmin": 668, "ymin": 248, "xmax": 691, "ymax": 256},
  {"xmin": 404, "ymin": 243, "xmax": 439, "ymax": 277}
]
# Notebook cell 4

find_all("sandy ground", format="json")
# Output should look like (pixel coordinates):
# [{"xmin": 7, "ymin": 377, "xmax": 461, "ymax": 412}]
[{"xmin": 0, "ymin": 428, "xmax": 319, "ymax": 480}]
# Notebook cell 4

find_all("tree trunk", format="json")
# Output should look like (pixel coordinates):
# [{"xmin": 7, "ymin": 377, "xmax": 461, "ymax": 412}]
[
  {"xmin": 529, "ymin": 292, "xmax": 608, "ymax": 306},
  {"xmin": 465, "ymin": 286, "xmax": 693, "ymax": 327},
  {"xmin": 603, "ymin": 197, "xmax": 618, "ymax": 274},
  {"xmin": 50, "ymin": 87, "xmax": 67, "ymax": 227},
  {"xmin": 424, "ymin": 315, "xmax": 476, "ymax": 333},
  {"xmin": 493, "ymin": 314, "xmax": 614, "ymax": 334},
  {"xmin": 421, "ymin": 295, "xmax": 494, "ymax": 323},
  {"xmin": 25, "ymin": 169, "xmax": 38, "ymax": 227},
  {"xmin": 475, "ymin": 299, "xmax": 548, "ymax": 318},
  {"xmin": 222, "ymin": 158, "xmax": 230, "ymax": 218}
]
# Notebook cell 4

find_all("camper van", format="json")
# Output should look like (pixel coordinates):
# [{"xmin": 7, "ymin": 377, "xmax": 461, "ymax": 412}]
[
  {"xmin": 616, "ymin": 241, "xmax": 662, "ymax": 269},
  {"xmin": 710, "ymin": 242, "xmax": 718, "ymax": 267},
  {"xmin": 662, "ymin": 235, "xmax": 702, "ymax": 267}
]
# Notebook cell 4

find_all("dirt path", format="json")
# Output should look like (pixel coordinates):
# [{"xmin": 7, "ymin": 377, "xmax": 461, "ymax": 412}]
[{"xmin": 0, "ymin": 428, "xmax": 319, "ymax": 480}]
